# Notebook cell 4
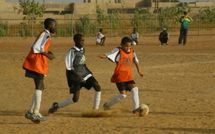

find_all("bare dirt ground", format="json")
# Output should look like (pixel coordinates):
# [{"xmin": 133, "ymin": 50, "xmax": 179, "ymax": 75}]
[{"xmin": 0, "ymin": 35, "xmax": 215, "ymax": 134}]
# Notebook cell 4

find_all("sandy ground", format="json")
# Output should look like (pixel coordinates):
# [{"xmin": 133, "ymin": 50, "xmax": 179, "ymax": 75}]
[{"xmin": 0, "ymin": 35, "xmax": 215, "ymax": 134}]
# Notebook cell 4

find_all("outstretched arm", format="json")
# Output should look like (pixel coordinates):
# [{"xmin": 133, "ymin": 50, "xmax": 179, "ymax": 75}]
[{"xmin": 99, "ymin": 54, "xmax": 107, "ymax": 59}]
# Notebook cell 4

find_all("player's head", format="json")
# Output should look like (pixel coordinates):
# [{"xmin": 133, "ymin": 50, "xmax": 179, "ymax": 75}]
[
  {"xmin": 133, "ymin": 28, "xmax": 136, "ymax": 32},
  {"xmin": 44, "ymin": 18, "xmax": 56, "ymax": 34},
  {"xmin": 73, "ymin": 33, "xmax": 84, "ymax": 48},
  {"xmin": 120, "ymin": 36, "xmax": 132, "ymax": 53},
  {"xmin": 183, "ymin": 11, "xmax": 188, "ymax": 15},
  {"xmin": 99, "ymin": 28, "xmax": 103, "ymax": 32}
]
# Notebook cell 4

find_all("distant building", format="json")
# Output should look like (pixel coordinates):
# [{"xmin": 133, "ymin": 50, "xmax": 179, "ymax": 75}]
[{"xmin": 0, "ymin": 0, "xmax": 215, "ymax": 21}]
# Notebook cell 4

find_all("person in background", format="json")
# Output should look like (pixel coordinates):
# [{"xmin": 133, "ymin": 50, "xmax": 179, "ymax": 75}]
[
  {"xmin": 178, "ymin": 11, "xmax": 192, "ymax": 45},
  {"xmin": 130, "ymin": 28, "xmax": 139, "ymax": 45},
  {"xmin": 159, "ymin": 27, "xmax": 169, "ymax": 46},
  {"xmin": 96, "ymin": 28, "xmax": 106, "ymax": 46}
]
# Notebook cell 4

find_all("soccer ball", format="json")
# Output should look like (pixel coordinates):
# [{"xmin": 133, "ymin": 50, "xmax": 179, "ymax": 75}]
[
  {"xmin": 132, "ymin": 41, "xmax": 137, "ymax": 46},
  {"xmin": 139, "ymin": 104, "xmax": 149, "ymax": 117}
]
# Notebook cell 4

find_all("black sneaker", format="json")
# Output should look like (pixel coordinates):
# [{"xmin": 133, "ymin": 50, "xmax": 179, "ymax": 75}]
[
  {"xmin": 133, "ymin": 104, "xmax": 149, "ymax": 117},
  {"xmin": 132, "ymin": 107, "xmax": 143, "ymax": 114},
  {"xmin": 31, "ymin": 113, "xmax": 47, "ymax": 123},
  {"xmin": 48, "ymin": 102, "xmax": 59, "ymax": 114},
  {"xmin": 25, "ymin": 111, "xmax": 33, "ymax": 120}
]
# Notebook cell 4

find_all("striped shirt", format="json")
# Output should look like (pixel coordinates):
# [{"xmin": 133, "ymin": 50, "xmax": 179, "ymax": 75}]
[{"xmin": 65, "ymin": 46, "xmax": 92, "ymax": 81}]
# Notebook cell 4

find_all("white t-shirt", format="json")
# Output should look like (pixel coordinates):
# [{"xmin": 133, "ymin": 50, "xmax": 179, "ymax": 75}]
[
  {"xmin": 96, "ymin": 32, "xmax": 105, "ymax": 44},
  {"xmin": 32, "ymin": 29, "xmax": 50, "ymax": 53}
]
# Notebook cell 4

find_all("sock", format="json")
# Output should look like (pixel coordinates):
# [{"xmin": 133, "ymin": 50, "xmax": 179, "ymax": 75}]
[
  {"xmin": 58, "ymin": 94, "xmax": 74, "ymax": 108},
  {"xmin": 29, "ymin": 91, "xmax": 36, "ymax": 113},
  {"xmin": 105, "ymin": 94, "xmax": 127, "ymax": 108},
  {"xmin": 93, "ymin": 91, "xmax": 101, "ymax": 110},
  {"xmin": 131, "ymin": 87, "xmax": 140, "ymax": 110},
  {"xmin": 33, "ymin": 90, "xmax": 42, "ymax": 115}
]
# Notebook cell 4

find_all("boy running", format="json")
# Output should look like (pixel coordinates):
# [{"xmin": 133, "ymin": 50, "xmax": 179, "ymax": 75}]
[
  {"xmin": 23, "ymin": 18, "xmax": 56, "ymax": 123},
  {"xmin": 100, "ymin": 36, "xmax": 144, "ymax": 115},
  {"xmin": 48, "ymin": 33, "xmax": 102, "ymax": 113}
]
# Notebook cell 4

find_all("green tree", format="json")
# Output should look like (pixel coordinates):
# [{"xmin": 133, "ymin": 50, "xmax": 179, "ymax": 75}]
[
  {"xmin": 131, "ymin": 8, "xmax": 151, "ymax": 30},
  {"xmin": 14, "ymin": 0, "xmax": 45, "ymax": 36},
  {"xmin": 96, "ymin": 6, "xmax": 107, "ymax": 27},
  {"xmin": 199, "ymin": 7, "xmax": 215, "ymax": 24},
  {"xmin": 75, "ymin": 15, "xmax": 96, "ymax": 36}
]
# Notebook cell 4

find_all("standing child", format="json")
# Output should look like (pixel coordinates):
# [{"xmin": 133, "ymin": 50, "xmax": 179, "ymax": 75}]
[
  {"xmin": 130, "ymin": 28, "xmax": 139, "ymax": 45},
  {"xmin": 96, "ymin": 28, "xmax": 106, "ymax": 46},
  {"xmin": 48, "ymin": 33, "xmax": 102, "ymax": 113},
  {"xmin": 100, "ymin": 36, "xmax": 145, "ymax": 115},
  {"xmin": 23, "ymin": 18, "xmax": 56, "ymax": 123},
  {"xmin": 159, "ymin": 27, "xmax": 169, "ymax": 45},
  {"xmin": 178, "ymin": 11, "xmax": 192, "ymax": 45}
]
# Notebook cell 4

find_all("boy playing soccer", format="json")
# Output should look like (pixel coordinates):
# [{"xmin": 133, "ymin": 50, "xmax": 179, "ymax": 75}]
[
  {"xmin": 48, "ymin": 33, "xmax": 102, "ymax": 113},
  {"xmin": 100, "ymin": 36, "xmax": 144, "ymax": 115},
  {"xmin": 23, "ymin": 18, "xmax": 56, "ymax": 123}
]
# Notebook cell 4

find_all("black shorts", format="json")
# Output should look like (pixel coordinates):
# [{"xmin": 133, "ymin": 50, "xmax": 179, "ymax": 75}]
[
  {"xmin": 68, "ymin": 76, "xmax": 100, "ymax": 94},
  {"xmin": 24, "ymin": 68, "xmax": 44, "ymax": 80},
  {"xmin": 116, "ymin": 80, "xmax": 135, "ymax": 92}
]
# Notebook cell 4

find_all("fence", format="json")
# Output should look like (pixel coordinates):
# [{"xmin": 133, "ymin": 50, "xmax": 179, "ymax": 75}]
[{"xmin": 0, "ymin": 17, "xmax": 215, "ymax": 37}]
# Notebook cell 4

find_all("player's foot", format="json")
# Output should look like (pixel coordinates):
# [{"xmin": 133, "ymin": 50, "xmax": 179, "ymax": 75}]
[
  {"xmin": 132, "ymin": 107, "xmax": 143, "ymax": 114},
  {"xmin": 25, "ymin": 111, "xmax": 33, "ymax": 120},
  {"xmin": 31, "ymin": 113, "xmax": 47, "ymax": 123},
  {"xmin": 48, "ymin": 102, "xmax": 59, "ymax": 114},
  {"xmin": 132, "ymin": 106, "xmax": 144, "ymax": 116},
  {"xmin": 103, "ymin": 103, "xmax": 110, "ymax": 110},
  {"xmin": 133, "ymin": 104, "xmax": 149, "ymax": 117}
]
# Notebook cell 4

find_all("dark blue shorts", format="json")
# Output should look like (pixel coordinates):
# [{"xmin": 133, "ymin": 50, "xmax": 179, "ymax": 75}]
[
  {"xmin": 24, "ymin": 68, "xmax": 44, "ymax": 80},
  {"xmin": 116, "ymin": 80, "xmax": 135, "ymax": 92}
]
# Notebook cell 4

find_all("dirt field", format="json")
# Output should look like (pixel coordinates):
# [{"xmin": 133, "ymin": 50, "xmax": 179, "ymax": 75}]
[{"xmin": 0, "ymin": 35, "xmax": 215, "ymax": 134}]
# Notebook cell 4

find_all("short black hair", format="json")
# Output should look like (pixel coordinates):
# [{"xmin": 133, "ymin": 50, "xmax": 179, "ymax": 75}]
[
  {"xmin": 121, "ymin": 36, "xmax": 132, "ymax": 46},
  {"xmin": 73, "ymin": 33, "xmax": 83, "ymax": 43},
  {"xmin": 44, "ymin": 18, "xmax": 56, "ymax": 29},
  {"xmin": 183, "ymin": 11, "xmax": 188, "ymax": 15}
]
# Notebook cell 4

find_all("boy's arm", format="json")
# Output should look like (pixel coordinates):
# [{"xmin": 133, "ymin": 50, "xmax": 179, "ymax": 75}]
[
  {"xmin": 133, "ymin": 52, "xmax": 143, "ymax": 77},
  {"xmin": 134, "ymin": 62, "xmax": 143, "ymax": 77},
  {"xmin": 42, "ymin": 51, "xmax": 55, "ymax": 60},
  {"xmin": 100, "ymin": 48, "xmax": 119, "ymax": 62},
  {"xmin": 99, "ymin": 54, "xmax": 107, "ymax": 59}
]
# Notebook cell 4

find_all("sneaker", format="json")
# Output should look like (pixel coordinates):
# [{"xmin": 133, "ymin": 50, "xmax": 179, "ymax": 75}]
[
  {"xmin": 25, "ymin": 111, "xmax": 33, "ymax": 120},
  {"xmin": 48, "ymin": 102, "xmax": 59, "ymax": 113},
  {"xmin": 132, "ymin": 107, "xmax": 143, "ymax": 114},
  {"xmin": 31, "ymin": 113, "xmax": 47, "ymax": 123},
  {"xmin": 133, "ymin": 106, "xmax": 144, "ymax": 117},
  {"xmin": 103, "ymin": 103, "xmax": 110, "ymax": 110},
  {"xmin": 133, "ymin": 104, "xmax": 149, "ymax": 117}
]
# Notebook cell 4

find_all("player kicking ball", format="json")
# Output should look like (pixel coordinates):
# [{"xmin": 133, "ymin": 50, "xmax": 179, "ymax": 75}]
[
  {"xmin": 100, "ymin": 36, "xmax": 148, "ymax": 116},
  {"xmin": 48, "ymin": 33, "xmax": 102, "ymax": 114}
]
